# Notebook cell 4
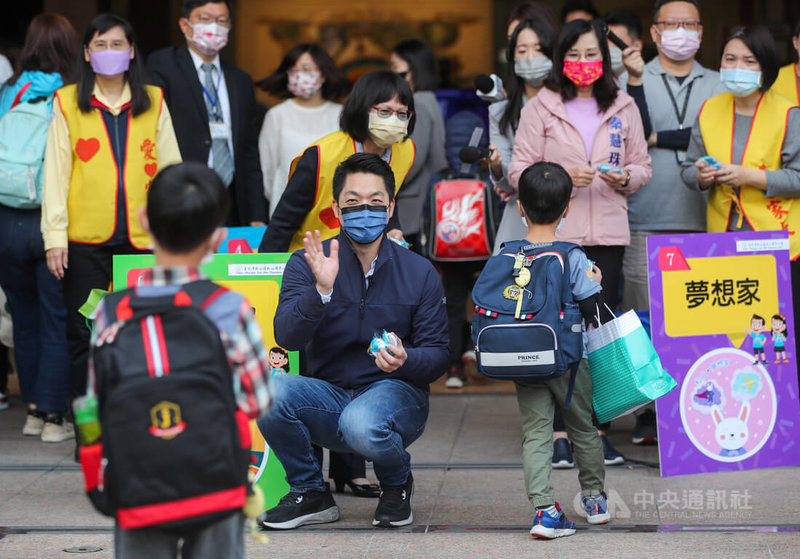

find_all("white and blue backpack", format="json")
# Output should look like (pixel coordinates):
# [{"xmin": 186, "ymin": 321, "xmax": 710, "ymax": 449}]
[{"xmin": 471, "ymin": 241, "xmax": 584, "ymax": 405}]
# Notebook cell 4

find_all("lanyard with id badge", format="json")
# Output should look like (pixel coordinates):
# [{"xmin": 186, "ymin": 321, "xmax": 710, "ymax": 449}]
[{"xmin": 202, "ymin": 70, "xmax": 230, "ymax": 141}]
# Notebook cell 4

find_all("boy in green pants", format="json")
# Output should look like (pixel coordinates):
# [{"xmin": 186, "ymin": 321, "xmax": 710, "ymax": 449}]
[{"xmin": 510, "ymin": 162, "xmax": 614, "ymax": 539}]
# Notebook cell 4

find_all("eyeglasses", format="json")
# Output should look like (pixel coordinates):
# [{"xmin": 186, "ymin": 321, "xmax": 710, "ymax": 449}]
[
  {"xmin": 371, "ymin": 107, "xmax": 412, "ymax": 121},
  {"xmin": 655, "ymin": 20, "xmax": 701, "ymax": 31},
  {"xmin": 193, "ymin": 15, "xmax": 231, "ymax": 26}
]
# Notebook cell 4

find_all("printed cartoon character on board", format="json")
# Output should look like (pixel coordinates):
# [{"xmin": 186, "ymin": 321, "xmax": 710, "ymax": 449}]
[
  {"xmin": 711, "ymin": 401, "xmax": 750, "ymax": 458},
  {"xmin": 269, "ymin": 346, "xmax": 290, "ymax": 376},
  {"xmin": 771, "ymin": 313, "xmax": 789, "ymax": 364},
  {"xmin": 745, "ymin": 314, "xmax": 768, "ymax": 365}
]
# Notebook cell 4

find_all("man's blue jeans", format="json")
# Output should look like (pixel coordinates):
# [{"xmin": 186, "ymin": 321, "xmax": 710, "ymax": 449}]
[{"xmin": 258, "ymin": 375, "xmax": 429, "ymax": 491}]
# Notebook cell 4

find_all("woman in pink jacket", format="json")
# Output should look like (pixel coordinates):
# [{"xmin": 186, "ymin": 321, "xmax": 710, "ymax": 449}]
[{"xmin": 509, "ymin": 18, "xmax": 651, "ymax": 311}]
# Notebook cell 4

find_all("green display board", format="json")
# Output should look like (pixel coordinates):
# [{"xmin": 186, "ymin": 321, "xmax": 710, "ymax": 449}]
[{"xmin": 113, "ymin": 252, "xmax": 294, "ymax": 510}]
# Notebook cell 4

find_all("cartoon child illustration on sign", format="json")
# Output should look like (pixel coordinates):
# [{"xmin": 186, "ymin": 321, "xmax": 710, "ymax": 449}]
[
  {"xmin": 745, "ymin": 314, "xmax": 768, "ymax": 365},
  {"xmin": 269, "ymin": 346, "xmax": 290, "ymax": 376},
  {"xmin": 771, "ymin": 313, "xmax": 789, "ymax": 364}
]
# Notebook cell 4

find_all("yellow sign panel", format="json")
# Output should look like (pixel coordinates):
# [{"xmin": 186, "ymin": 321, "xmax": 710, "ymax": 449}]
[{"xmin": 662, "ymin": 255, "xmax": 779, "ymax": 347}]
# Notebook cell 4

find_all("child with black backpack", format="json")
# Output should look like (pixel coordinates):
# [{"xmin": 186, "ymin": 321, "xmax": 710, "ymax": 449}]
[
  {"xmin": 80, "ymin": 162, "xmax": 272, "ymax": 557},
  {"xmin": 471, "ymin": 161, "xmax": 614, "ymax": 539}
]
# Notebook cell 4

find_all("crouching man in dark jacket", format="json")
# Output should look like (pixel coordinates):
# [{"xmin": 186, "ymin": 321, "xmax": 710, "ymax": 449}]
[{"xmin": 257, "ymin": 153, "xmax": 449, "ymax": 530}]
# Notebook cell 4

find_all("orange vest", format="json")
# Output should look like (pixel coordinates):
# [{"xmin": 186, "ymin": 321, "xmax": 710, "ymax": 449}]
[
  {"xmin": 287, "ymin": 130, "xmax": 416, "ymax": 252},
  {"xmin": 56, "ymin": 84, "xmax": 163, "ymax": 249}
]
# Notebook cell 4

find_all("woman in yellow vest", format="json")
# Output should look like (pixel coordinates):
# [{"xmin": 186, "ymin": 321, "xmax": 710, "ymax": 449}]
[
  {"xmin": 41, "ymin": 14, "xmax": 181, "ymax": 398},
  {"xmin": 681, "ymin": 25, "xmax": 800, "ymax": 355},
  {"xmin": 259, "ymin": 71, "xmax": 416, "ymax": 253},
  {"xmin": 773, "ymin": 20, "xmax": 799, "ymax": 107}
]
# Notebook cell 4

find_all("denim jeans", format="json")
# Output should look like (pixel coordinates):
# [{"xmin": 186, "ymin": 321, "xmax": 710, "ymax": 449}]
[
  {"xmin": 0, "ymin": 205, "xmax": 69, "ymax": 413},
  {"xmin": 258, "ymin": 375, "xmax": 429, "ymax": 491}
]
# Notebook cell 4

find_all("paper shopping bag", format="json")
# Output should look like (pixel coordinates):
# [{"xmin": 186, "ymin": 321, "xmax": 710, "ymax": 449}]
[{"xmin": 587, "ymin": 310, "xmax": 676, "ymax": 424}]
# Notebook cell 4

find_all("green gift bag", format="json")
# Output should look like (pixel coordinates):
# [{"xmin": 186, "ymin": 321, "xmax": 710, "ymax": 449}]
[{"xmin": 587, "ymin": 310, "xmax": 676, "ymax": 424}]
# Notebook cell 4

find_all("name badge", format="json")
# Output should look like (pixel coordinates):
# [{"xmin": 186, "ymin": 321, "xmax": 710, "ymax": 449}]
[{"xmin": 210, "ymin": 121, "xmax": 230, "ymax": 140}]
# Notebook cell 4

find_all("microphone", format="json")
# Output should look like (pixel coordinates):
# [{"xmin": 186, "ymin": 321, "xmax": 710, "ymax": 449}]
[
  {"xmin": 459, "ymin": 146, "xmax": 493, "ymax": 163},
  {"xmin": 474, "ymin": 73, "xmax": 506, "ymax": 103}
]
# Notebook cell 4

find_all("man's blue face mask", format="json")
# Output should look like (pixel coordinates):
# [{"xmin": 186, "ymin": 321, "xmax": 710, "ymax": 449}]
[{"xmin": 339, "ymin": 204, "xmax": 388, "ymax": 244}]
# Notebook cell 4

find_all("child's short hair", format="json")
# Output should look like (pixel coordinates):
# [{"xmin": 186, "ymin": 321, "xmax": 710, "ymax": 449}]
[
  {"xmin": 147, "ymin": 162, "xmax": 230, "ymax": 253},
  {"xmin": 518, "ymin": 161, "xmax": 573, "ymax": 224}
]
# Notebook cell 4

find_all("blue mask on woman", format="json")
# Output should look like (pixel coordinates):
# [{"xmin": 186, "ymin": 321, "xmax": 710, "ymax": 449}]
[
  {"xmin": 720, "ymin": 68, "xmax": 762, "ymax": 97},
  {"xmin": 340, "ymin": 204, "xmax": 388, "ymax": 244}
]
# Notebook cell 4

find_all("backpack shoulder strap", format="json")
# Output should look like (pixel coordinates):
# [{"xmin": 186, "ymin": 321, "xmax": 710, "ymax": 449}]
[{"xmin": 178, "ymin": 280, "xmax": 229, "ymax": 310}]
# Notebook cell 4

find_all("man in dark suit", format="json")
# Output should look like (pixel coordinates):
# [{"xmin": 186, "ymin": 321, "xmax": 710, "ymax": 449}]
[{"xmin": 148, "ymin": 0, "xmax": 267, "ymax": 226}]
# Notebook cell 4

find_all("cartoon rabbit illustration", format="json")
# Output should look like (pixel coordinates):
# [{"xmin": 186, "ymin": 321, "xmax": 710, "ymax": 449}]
[{"xmin": 711, "ymin": 402, "xmax": 750, "ymax": 457}]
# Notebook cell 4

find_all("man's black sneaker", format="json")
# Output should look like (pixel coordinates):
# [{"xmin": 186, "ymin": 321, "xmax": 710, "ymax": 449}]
[
  {"xmin": 373, "ymin": 473, "xmax": 414, "ymax": 528},
  {"xmin": 259, "ymin": 487, "xmax": 339, "ymax": 530}
]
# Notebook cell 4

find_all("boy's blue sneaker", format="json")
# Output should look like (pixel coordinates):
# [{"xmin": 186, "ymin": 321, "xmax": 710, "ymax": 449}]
[
  {"xmin": 529, "ymin": 502, "xmax": 577, "ymax": 539},
  {"xmin": 582, "ymin": 492, "xmax": 610, "ymax": 524}
]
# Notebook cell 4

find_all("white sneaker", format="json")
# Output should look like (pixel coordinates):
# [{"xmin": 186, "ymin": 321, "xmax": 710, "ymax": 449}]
[
  {"xmin": 22, "ymin": 413, "xmax": 45, "ymax": 436},
  {"xmin": 41, "ymin": 421, "xmax": 75, "ymax": 443},
  {"xmin": 0, "ymin": 391, "xmax": 8, "ymax": 410}
]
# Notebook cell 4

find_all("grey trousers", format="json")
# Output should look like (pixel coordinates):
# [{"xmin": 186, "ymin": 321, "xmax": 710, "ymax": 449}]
[{"xmin": 114, "ymin": 512, "xmax": 244, "ymax": 559}]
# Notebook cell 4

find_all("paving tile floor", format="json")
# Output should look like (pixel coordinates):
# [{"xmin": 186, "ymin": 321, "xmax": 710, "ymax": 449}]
[{"xmin": 1, "ymin": 390, "xmax": 798, "ymax": 558}]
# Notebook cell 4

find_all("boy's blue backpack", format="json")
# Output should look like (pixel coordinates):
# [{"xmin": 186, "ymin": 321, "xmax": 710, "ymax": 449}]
[
  {"xmin": 0, "ymin": 83, "xmax": 52, "ymax": 209},
  {"xmin": 471, "ymin": 241, "xmax": 584, "ymax": 405}
]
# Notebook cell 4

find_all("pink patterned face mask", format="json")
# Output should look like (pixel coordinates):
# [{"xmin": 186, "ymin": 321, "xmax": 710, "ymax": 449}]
[
  {"xmin": 287, "ymin": 70, "xmax": 322, "ymax": 99},
  {"xmin": 562, "ymin": 60, "xmax": 604, "ymax": 87}
]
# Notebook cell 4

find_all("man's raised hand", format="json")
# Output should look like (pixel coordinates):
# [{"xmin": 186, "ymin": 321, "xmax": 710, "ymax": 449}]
[{"xmin": 303, "ymin": 230, "xmax": 339, "ymax": 295}]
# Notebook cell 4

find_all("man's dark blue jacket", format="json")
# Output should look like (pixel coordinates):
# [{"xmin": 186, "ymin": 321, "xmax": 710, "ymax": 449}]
[{"xmin": 274, "ymin": 232, "xmax": 449, "ymax": 391}]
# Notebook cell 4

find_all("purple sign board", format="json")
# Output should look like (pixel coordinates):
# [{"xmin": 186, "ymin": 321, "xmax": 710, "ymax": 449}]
[{"xmin": 647, "ymin": 231, "xmax": 800, "ymax": 477}]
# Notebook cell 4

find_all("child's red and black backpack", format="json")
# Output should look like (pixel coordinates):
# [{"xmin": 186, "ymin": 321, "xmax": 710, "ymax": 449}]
[{"xmin": 81, "ymin": 280, "xmax": 252, "ymax": 531}]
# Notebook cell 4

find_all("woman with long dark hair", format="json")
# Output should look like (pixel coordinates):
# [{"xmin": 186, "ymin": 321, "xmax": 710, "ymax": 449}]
[
  {"xmin": 508, "ymin": 18, "xmax": 651, "ymax": 314},
  {"xmin": 41, "ymin": 13, "xmax": 181, "ymax": 402},
  {"xmin": 490, "ymin": 16, "xmax": 557, "ymax": 251},
  {"xmin": 258, "ymin": 44, "xmax": 350, "ymax": 219},
  {"xmin": 0, "ymin": 13, "xmax": 79, "ymax": 442}
]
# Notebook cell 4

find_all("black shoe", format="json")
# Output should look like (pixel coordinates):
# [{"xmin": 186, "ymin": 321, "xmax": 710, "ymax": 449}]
[
  {"xmin": 333, "ymin": 477, "xmax": 381, "ymax": 498},
  {"xmin": 552, "ymin": 438, "xmax": 575, "ymax": 469},
  {"xmin": 373, "ymin": 473, "xmax": 413, "ymax": 528},
  {"xmin": 632, "ymin": 409, "xmax": 658, "ymax": 445},
  {"xmin": 259, "ymin": 487, "xmax": 339, "ymax": 530},
  {"xmin": 600, "ymin": 435, "xmax": 625, "ymax": 466}
]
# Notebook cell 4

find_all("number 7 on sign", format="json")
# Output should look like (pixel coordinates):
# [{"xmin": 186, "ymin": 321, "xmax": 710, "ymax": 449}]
[{"xmin": 658, "ymin": 246, "xmax": 691, "ymax": 271}]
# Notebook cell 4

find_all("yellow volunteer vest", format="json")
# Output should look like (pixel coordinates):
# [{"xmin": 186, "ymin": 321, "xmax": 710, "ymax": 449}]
[
  {"xmin": 773, "ymin": 63, "xmax": 800, "ymax": 107},
  {"xmin": 698, "ymin": 89, "xmax": 799, "ymax": 259},
  {"xmin": 56, "ymin": 84, "xmax": 163, "ymax": 249},
  {"xmin": 287, "ymin": 130, "xmax": 416, "ymax": 252}
]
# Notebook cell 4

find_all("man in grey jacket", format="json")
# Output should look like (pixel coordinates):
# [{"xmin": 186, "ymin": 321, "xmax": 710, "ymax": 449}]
[{"xmin": 621, "ymin": 0, "xmax": 725, "ymax": 444}]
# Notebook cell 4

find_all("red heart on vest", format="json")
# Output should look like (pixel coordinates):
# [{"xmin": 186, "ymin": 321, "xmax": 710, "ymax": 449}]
[
  {"xmin": 319, "ymin": 207, "xmax": 340, "ymax": 229},
  {"xmin": 75, "ymin": 138, "xmax": 100, "ymax": 162},
  {"xmin": 145, "ymin": 163, "xmax": 158, "ymax": 177}
]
